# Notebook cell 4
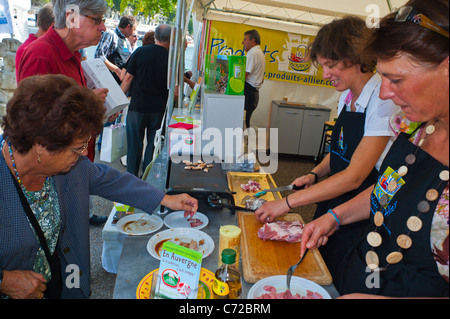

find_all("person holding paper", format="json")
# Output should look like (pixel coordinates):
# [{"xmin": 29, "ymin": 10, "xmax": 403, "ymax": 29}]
[
  {"xmin": 0, "ymin": 74, "xmax": 198, "ymax": 299},
  {"xmin": 16, "ymin": 0, "xmax": 114, "ymax": 225}
]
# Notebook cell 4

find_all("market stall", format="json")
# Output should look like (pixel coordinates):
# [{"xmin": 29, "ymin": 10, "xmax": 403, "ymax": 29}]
[
  {"xmin": 106, "ymin": 0, "xmax": 411, "ymax": 299},
  {"xmin": 110, "ymin": 142, "xmax": 339, "ymax": 299}
]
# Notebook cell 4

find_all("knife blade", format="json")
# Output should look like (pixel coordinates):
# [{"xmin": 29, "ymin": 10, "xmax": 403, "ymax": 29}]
[{"xmin": 254, "ymin": 184, "xmax": 303, "ymax": 197}]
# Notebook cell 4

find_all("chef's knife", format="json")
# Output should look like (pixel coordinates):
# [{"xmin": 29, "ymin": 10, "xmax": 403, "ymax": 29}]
[{"xmin": 254, "ymin": 184, "xmax": 303, "ymax": 197}]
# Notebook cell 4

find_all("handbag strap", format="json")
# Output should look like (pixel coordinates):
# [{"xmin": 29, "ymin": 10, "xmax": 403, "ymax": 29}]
[{"xmin": 9, "ymin": 171, "xmax": 54, "ymax": 262}]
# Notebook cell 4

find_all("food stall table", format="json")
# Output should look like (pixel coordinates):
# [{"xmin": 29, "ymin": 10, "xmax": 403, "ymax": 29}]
[{"xmin": 112, "ymin": 205, "xmax": 340, "ymax": 299}]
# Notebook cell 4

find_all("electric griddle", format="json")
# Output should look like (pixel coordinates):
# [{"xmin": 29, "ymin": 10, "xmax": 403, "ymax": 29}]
[{"xmin": 165, "ymin": 155, "xmax": 236, "ymax": 210}]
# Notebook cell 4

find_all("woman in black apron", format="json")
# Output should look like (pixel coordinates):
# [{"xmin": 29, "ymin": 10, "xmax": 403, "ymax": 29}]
[
  {"xmin": 300, "ymin": 0, "xmax": 449, "ymax": 297},
  {"xmin": 255, "ymin": 16, "xmax": 398, "ymax": 280},
  {"xmin": 338, "ymin": 127, "xmax": 449, "ymax": 297}
]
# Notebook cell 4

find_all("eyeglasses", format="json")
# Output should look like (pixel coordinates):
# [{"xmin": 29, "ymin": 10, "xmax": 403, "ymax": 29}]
[
  {"xmin": 69, "ymin": 134, "xmax": 91, "ymax": 155},
  {"xmin": 84, "ymin": 15, "xmax": 106, "ymax": 26},
  {"xmin": 395, "ymin": 6, "xmax": 449, "ymax": 38}
]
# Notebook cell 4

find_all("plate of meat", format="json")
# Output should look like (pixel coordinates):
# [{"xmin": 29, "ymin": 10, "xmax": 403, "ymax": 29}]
[
  {"xmin": 146, "ymin": 228, "xmax": 214, "ymax": 260},
  {"xmin": 248, "ymin": 275, "xmax": 331, "ymax": 299},
  {"xmin": 164, "ymin": 211, "xmax": 208, "ymax": 230}
]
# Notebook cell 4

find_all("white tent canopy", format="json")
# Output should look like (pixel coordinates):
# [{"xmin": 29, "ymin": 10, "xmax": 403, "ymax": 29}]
[
  {"xmin": 193, "ymin": 0, "xmax": 408, "ymax": 34},
  {"xmin": 186, "ymin": 0, "xmax": 408, "ymax": 130}
]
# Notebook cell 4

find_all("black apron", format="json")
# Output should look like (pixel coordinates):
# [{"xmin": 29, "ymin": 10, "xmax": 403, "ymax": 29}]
[
  {"xmin": 313, "ymin": 100, "xmax": 378, "ymax": 282},
  {"xmin": 337, "ymin": 131, "xmax": 449, "ymax": 297},
  {"xmin": 107, "ymin": 28, "xmax": 131, "ymax": 84}
]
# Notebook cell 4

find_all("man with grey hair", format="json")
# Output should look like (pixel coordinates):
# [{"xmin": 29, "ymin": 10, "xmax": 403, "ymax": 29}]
[
  {"xmin": 17, "ymin": 0, "xmax": 112, "ymax": 225},
  {"xmin": 121, "ymin": 24, "xmax": 172, "ymax": 177},
  {"xmin": 15, "ymin": 3, "xmax": 54, "ymax": 77}
]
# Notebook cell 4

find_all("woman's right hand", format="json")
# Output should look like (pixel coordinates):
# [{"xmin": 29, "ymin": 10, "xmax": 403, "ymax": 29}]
[
  {"xmin": 292, "ymin": 173, "xmax": 316, "ymax": 189},
  {"xmin": 0, "ymin": 270, "xmax": 47, "ymax": 299},
  {"xmin": 300, "ymin": 213, "xmax": 339, "ymax": 257}
]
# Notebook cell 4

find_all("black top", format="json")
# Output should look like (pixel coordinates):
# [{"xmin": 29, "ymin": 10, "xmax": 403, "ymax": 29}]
[{"xmin": 126, "ymin": 44, "xmax": 169, "ymax": 113}]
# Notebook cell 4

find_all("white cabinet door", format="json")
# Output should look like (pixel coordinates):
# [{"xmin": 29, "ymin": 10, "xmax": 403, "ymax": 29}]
[
  {"xmin": 298, "ymin": 109, "xmax": 331, "ymax": 156},
  {"xmin": 275, "ymin": 108, "xmax": 304, "ymax": 155}
]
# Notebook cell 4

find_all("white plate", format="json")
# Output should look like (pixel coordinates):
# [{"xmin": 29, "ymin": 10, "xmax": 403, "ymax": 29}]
[
  {"xmin": 164, "ymin": 211, "xmax": 209, "ymax": 230},
  {"xmin": 116, "ymin": 213, "xmax": 163, "ymax": 236},
  {"xmin": 247, "ymin": 275, "xmax": 331, "ymax": 299},
  {"xmin": 146, "ymin": 228, "xmax": 214, "ymax": 260}
]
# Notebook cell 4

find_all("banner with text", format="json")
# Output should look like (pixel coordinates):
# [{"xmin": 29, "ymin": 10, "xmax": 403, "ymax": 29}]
[{"xmin": 205, "ymin": 20, "xmax": 333, "ymax": 88}]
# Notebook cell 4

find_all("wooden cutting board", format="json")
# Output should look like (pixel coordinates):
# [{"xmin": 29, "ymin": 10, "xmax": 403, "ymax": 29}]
[{"xmin": 238, "ymin": 212, "xmax": 332, "ymax": 285}]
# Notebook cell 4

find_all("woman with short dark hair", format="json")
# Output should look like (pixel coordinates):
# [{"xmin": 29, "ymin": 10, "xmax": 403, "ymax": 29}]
[
  {"xmin": 255, "ymin": 16, "xmax": 400, "ymax": 281},
  {"xmin": 0, "ymin": 75, "xmax": 197, "ymax": 299}
]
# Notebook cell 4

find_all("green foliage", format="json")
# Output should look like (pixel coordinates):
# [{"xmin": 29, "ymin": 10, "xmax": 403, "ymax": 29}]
[{"xmin": 106, "ymin": 0, "xmax": 178, "ymax": 18}]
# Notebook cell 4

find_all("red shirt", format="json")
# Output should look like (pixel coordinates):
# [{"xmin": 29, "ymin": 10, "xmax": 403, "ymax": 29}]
[
  {"xmin": 15, "ymin": 33, "xmax": 38, "ymax": 80},
  {"xmin": 17, "ymin": 27, "xmax": 95, "ymax": 161}
]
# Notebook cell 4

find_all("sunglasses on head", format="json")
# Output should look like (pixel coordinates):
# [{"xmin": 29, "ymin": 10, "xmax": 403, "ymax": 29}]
[{"xmin": 395, "ymin": 6, "xmax": 449, "ymax": 38}]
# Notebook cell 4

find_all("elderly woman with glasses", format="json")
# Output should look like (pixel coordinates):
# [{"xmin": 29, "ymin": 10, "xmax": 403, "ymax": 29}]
[
  {"xmin": 301, "ymin": 0, "xmax": 449, "ymax": 298},
  {"xmin": 0, "ymin": 75, "xmax": 198, "ymax": 299}
]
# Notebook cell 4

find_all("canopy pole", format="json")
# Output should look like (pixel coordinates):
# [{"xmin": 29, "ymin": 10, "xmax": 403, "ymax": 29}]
[{"xmin": 386, "ymin": 0, "xmax": 394, "ymax": 12}]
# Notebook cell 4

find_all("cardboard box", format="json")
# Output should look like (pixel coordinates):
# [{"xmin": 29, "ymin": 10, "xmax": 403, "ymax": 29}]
[
  {"xmin": 81, "ymin": 58, "xmax": 129, "ymax": 122},
  {"xmin": 156, "ymin": 241, "xmax": 202, "ymax": 299}
]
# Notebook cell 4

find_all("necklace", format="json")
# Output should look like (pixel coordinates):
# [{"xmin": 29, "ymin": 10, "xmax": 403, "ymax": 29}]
[
  {"xmin": 366, "ymin": 120, "xmax": 450, "ymax": 271},
  {"xmin": 3, "ymin": 140, "xmax": 50, "ymax": 205}
]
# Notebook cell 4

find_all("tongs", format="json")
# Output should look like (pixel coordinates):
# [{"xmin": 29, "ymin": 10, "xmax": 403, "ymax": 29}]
[{"xmin": 240, "ymin": 184, "xmax": 303, "ymax": 205}]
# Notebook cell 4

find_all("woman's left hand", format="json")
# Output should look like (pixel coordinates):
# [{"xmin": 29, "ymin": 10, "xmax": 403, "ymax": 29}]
[
  {"xmin": 161, "ymin": 194, "xmax": 198, "ymax": 218},
  {"xmin": 254, "ymin": 199, "xmax": 290, "ymax": 223}
]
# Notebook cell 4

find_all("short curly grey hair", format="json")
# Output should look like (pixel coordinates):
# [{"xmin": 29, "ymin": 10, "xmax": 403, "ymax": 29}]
[{"xmin": 52, "ymin": 0, "xmax": 107, "ymax": 29}]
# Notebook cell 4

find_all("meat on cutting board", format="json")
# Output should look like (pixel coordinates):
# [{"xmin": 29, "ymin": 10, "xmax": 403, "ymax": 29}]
[{"xmin": 257, "ymin": 221, "xmax": 304, "ymax": 243}]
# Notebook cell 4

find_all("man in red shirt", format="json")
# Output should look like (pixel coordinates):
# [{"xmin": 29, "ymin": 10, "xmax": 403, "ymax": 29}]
[
  {"xmin": 15, "ymin": 3, "xmax": 54, "ymax": 80},
  {"xmin": 17, "ymin": 0, "xmax": 111, "ymax": 224}
]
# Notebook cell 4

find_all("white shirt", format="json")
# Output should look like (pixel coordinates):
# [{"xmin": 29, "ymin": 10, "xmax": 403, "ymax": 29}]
[
  {"xmin": 337, "ymin": 73, "xmax": 400, "ymax": 170},
  {"xmin": 245, "ymin": 45, "xmax": 266, "ymax": 89}
]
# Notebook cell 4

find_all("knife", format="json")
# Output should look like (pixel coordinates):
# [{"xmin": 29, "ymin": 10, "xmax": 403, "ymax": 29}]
[{"xmin": 254, "ymin": 184, "xmax": 303, "ymax": 197}]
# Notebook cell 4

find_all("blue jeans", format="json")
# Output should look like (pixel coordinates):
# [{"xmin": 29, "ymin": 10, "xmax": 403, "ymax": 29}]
[{"xmin": 126, "ymin": 110, "xmax": 165, "ymax": 177}]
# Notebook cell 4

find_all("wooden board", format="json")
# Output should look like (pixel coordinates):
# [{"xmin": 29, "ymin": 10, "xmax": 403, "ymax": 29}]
[{"xmin": 238, "ymin": 212, "xmax": 332, "ymax": 285}]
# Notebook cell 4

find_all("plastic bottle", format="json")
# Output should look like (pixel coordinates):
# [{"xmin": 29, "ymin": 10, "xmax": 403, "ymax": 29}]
[{"xmin": 212, "ymin": 249, "xmax": 242, "ymax": 299}]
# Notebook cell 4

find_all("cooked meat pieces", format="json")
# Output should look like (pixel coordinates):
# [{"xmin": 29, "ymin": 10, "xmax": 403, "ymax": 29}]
[
  {"xmin": 187, "ymin": 218, "xmax": 204, "ymax": 227},
  {"xmin": 257, "ymin": 221, "xmax": 304, "ymax": 243}
]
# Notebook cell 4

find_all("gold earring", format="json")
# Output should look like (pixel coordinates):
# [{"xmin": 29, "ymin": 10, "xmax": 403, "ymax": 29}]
[{"xmin": 38, "ymin": 154, "xmax": 42, "ymax": 164}]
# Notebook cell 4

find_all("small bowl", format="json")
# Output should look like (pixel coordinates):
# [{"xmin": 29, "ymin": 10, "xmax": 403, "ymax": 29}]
[{"xmin": 247, "ymin": 275, "xmax": 331, "ymax": 299}]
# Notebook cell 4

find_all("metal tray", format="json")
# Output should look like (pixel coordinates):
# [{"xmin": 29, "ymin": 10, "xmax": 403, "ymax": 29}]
[{"xmin": 227, "ymin": 172, "xmax": 282, "ymax": 206}]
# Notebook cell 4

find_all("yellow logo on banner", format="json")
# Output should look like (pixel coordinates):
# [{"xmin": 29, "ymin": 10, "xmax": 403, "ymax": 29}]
[{"xmin": 205, "ymin": 20, "xmax": 334, "ymax": 88}]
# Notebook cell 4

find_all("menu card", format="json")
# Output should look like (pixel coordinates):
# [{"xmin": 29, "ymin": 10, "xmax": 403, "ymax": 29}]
[{"xmin": 156, "ymin": 241, "xmax": 202, "ymax": 299}]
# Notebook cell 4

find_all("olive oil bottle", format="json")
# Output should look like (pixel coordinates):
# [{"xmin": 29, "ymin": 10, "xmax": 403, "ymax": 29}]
[{"xmin": 212, "ymin": 249, "xmax": 242, "ymax": 299}]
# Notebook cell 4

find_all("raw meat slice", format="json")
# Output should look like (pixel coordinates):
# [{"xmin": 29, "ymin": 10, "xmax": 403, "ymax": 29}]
[
  {"xmin": 257, "ymin": 221, "xmax": 304, "ymax": 243},
  {"xmin": 245, "ymin": 198, "xmax": 266, "ymax": 211},
  {"xmin": 240, "ymin": 180, "xmax": 262, "ymax": 192},
  {"xmin": 255, "ymin": 285, "xmax": 323, "ymax": 299}
]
